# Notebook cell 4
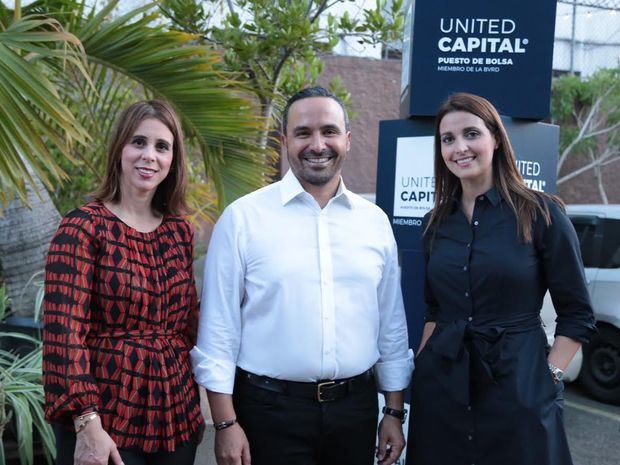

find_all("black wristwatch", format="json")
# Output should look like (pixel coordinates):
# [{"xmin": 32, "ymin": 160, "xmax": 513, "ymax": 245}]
[{"xmin": 382, "ymin": 406, "xmax": 408, "ymax": 423}]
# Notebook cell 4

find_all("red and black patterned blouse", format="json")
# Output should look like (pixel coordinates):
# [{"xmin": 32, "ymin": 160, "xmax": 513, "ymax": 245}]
[{"xmin": 43, "ymin": 202, "xmax": 204, "ymax": 452}]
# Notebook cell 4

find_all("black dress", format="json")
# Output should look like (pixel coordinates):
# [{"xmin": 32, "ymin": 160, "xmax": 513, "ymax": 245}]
[{"xmin": 408, "ymin": 188, "xmax": 596, "ymax": 465}]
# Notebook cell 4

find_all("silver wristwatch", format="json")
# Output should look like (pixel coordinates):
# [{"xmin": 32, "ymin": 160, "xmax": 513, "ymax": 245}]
[{"xmin": 548, "ymin": 362, "xmax": 564, "ymax": 384}]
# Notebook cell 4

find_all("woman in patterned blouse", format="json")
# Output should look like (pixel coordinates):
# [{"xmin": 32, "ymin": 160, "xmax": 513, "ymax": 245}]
[{"xmin": 44, "ymin": 100, "xmax": 204, "ymax": 465}]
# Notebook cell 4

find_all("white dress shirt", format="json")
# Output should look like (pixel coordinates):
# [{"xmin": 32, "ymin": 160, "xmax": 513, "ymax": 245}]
[{"xmin": 191, "ymin": 170, "xmax": 414, "ymax": 394}]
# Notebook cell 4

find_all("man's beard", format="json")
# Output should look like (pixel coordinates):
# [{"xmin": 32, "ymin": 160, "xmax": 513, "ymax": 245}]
[{"xmin": 292, "ymin": 148, "xmax": 341, "ymax": 186}]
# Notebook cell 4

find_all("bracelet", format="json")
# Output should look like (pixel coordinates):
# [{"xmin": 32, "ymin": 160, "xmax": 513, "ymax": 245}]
[
  {"xmin": 382, "ymin": 406, "xmax": 408, "ymax": 423},
  {"xmin": 214, "ymin": 418, "xmax": 237, "ymax": 431},
  {"xmin": 74, "ymin": 411, "xmax": 99, "ymax": 434}
]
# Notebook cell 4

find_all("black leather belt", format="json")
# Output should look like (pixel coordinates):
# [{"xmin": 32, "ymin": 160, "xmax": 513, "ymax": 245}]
[{"xmin": 236, "ymin": 368, "xmax": 374, "ymax": 402}]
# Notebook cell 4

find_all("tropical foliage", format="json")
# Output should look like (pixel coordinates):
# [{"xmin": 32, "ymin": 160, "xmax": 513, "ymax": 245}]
[
  {"xmin": 0, "ymin": 0, "xmax": 277, "ymax": 218},
  {"xmin": 0, "ymin": 337, "xmax": 52, "ymax": 465},
  {"xmin": 0, "ymin": 285, "xmax": 53, "ymax": 465},
  {"xmin": 0, "ymin": 5, "xmax": 88, "ymax": 207}
]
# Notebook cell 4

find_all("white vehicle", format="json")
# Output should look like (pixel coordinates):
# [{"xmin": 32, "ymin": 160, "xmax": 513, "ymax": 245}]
[
  {"xmin": 541, "ymin": 292, "xmax": 582, "ymax": 382},
  {"xmin": 541, "ymin": 204, "xmax": 620, "ymax": 404}
]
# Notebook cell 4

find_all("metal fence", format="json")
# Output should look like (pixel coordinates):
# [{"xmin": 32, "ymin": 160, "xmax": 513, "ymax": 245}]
[{"xmin": 555, "ymin": 0, "xmax": 620, "ymax": 76}]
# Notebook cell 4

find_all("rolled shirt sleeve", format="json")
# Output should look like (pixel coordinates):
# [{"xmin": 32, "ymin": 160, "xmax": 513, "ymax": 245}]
[
  {"xmin": 374, "ymin": 219, "xmax": 414, "ymax": 392},
  {"xmin": 190, "ymin": 206, "xmax": 245, "ymax": 394},
  {"xmin": 539, "ymin": 200, "xmax": 597, "ymax": 343}
]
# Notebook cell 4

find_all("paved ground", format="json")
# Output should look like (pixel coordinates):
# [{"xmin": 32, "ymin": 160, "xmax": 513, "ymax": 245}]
[
  {"xmin": 194, "ymin": 382, "xmax": 620, "ymax": 465},
  {"xmin": 564, "ymin": 383, "xmax": 620, "ymax": 465}
]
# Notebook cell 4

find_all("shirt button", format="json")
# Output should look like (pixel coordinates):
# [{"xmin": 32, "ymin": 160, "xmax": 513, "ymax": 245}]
[
  {"xmin": 465, "ymin": 291, "xmax": 469, "ymax": 298},
  {"xmin": 473, "ymin": 220, "xmax": 479, "ymax": 226},
  {"xmin": 468, "ymin": 316, "xmax": 473, "ymax": 322},
  {"xmin": 466, "ymin": 243, "xmax": 471, "ymax": 248},
  {"xmin": 467, "ymin": 405, "xmax": 472, "ymax": 411},
  {"xmin": 463, "ymin": 265, "xmax": 468, "ymax": 271},
  {"xmin": 468, "ymin": 434, "xmax": 473, "ymax": 440}
]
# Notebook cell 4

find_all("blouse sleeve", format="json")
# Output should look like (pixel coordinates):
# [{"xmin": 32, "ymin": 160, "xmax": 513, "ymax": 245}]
[
  {"xmin": 538, "ymin": 199, "xmax": 596, "ymax": 343},
  {"xmin": 422, "ymin": 212, "xmax": 440, "ymax": 322},
  {"xmin": 182, "ymin": 221, "xmax": 199, "ymax": 346},
  {"xmin": 43, "ymin": 208, "xmax": 101, "ymax": 422}
]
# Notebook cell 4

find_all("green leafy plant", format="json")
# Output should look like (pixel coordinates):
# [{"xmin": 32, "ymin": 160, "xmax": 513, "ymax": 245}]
[
  {"xmin": 0, "ymin": 284, "xmax": 8, "ymax": 322},
  {"xmin": 551, "ymin": 66, "xmax": 620, "ymax": 202},
  {"xmin": 0, "ymin": 335, "xmax": 54, "ymax": 465},
  {"xmin": 0, "ymin": 283, "xmax": 52, "ymax": 465},
  {"xmin": 160, "ymin": 0, "xmax": 406, "ymax": 148},
  {"xmin": 1, "ymin": 0, "xmax": 277, "ymax": 218},
  {"xmin": 17, "ymin": 272, "xmax": 44, "ymax": 322}
]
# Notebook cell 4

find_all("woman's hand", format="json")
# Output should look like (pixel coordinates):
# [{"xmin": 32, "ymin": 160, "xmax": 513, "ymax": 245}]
[
  {"xmin": 74, "ymin": 416, "xmax": 124, "ymax": 465},
  {"xmin": 417, "ymin": 322, "xmax": 437, "ymax": 356}
]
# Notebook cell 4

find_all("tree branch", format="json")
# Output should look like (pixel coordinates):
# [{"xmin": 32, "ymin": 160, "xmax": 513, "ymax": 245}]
[
  {"xmin": 557, "ymin": 147, "xmax": 617, "ymax": 184},
  {"xmin": 310, "ymin": 1, "xmax": 331, "ymax": 23},
  {"xmin": 584, "ymin": 120, "xmax": 620, "ymax": 139},
  {"xmin": 558, "ymin": 93, "xmax": 605, "ymax": 172},
  {"xmin": 226, "ymin": 0, "xmax": 236, "ymax": 15},
  {"xmin": 271, "ymin": 47, "xmax": 294, "ymax": 86},
  {"xmin": 589, "ymin": 148, "xmax": 609, "ymax": 204}
]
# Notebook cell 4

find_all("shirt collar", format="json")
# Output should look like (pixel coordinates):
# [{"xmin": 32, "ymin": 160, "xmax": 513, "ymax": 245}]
[
  {"xmin": 483, "ymin": 187, "xmax": 501, "ymax": 206},
  {"xmin": 449, "ymin": 186, "xmax": 502, "ymax": 211},
  {"xmin": 280, "ymin": 169, "xmax": 354, "ymax": 209}
]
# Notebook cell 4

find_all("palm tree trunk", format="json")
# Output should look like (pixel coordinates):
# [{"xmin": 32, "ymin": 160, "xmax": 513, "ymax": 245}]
[{"xmin": 0, "ymin": 169, "xmax": 60, "ymax": 317}]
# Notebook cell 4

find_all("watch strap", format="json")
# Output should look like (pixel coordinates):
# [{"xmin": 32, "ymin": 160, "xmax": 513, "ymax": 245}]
[
  {"xmin": 382, "ymin": 406, "xmax": 408, "ymax": 423},
  {"xmin": 548, "ymin": 362, "xmax": 564, "ymax": 383}
]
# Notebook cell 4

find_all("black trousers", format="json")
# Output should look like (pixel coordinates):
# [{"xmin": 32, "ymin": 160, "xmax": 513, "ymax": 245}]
[
  {"xmin": 53, "ymin": 426, "xmax": 198, "ymax": 465},
  {"xmin": 233, "ymin": 373, "xmax": 379, "ymax": 465}
]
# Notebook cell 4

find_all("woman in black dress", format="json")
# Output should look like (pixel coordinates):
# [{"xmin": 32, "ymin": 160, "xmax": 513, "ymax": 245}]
[{"xmin": 408, "ymin": 93, "xmax": 596, "ymax": 465}]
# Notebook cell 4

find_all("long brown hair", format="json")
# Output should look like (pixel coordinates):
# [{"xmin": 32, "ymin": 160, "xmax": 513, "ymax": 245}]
[
  {"xmin": 426, "ymin": 92, "xmax": 559, "ymax": 243},
  {"xmin": 93, "ymin": 99, "xmax": 188, "ymax": 216}
]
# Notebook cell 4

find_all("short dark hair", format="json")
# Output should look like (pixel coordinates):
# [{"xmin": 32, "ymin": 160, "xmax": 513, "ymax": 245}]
[
  {"xmin": 93, "ymin": 99, "xmax": 189, "ymax": 216},
  {"xmin": 281, "ymin": 86, "xmax": 350, "ymax": 134}
]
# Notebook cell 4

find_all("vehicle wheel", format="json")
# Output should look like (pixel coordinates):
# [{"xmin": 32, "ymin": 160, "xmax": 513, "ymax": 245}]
[{"xmin": 579, "ymin": 325, "xmax": 620, "ymax": 405}]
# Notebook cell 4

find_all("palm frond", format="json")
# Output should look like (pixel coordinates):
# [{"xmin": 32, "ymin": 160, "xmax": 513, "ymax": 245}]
[
  {"xmin": 0, "ymin": 14, "xmax": 90, "ymax": 206},
  {"xmin": 73, "ymin": 1, "xmax": 277, "ymax": 213}
]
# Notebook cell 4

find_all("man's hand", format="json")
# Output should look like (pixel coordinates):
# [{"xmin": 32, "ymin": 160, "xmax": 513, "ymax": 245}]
[
  {"xmin": 74, "ymin": 416, "xmax": 123, "ymax": 465},
  {"xmin": 214, "ymin": 423, "xmax": 252, "ymax": 465},
  {"xmin": 377, "ymin": 415, "xmax": 406, "ymax": 465}
]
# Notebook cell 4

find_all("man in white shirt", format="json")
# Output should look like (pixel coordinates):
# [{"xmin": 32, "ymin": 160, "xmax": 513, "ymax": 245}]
[{"xmin": 191, "ymin": 87, "xmax": 413, "ymax": 465}]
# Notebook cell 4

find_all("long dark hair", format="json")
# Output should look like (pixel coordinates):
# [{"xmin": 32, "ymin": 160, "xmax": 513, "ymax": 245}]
[
  {"xmin": 93, "ymin": 99, "xmax": 188, "ymax": 216},
  {"xmin": 426, "ymin": 92, "xmax": 559, "ymax": 243}
]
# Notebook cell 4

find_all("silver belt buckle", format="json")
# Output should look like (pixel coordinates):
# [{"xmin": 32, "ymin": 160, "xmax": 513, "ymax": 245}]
[{"xmin": 317, "ymin": 381, "xmax": 336, "ymax": 402}]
